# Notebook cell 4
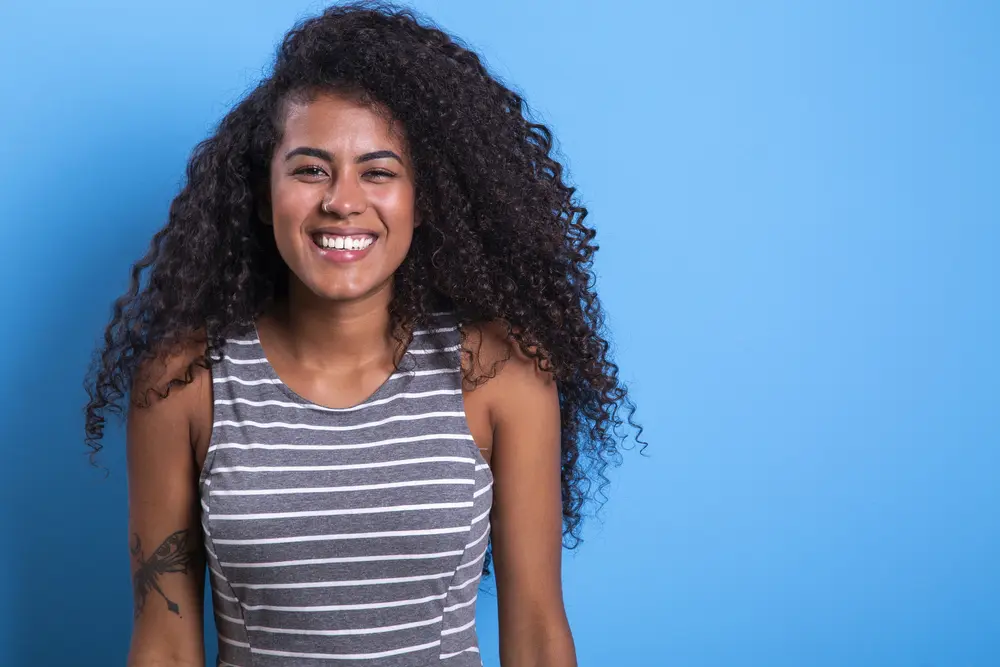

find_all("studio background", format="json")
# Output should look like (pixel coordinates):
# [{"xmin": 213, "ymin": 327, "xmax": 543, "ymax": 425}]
[{"xmin": 1, "ymin": 1, "xmax": 997, "ymax": 665}]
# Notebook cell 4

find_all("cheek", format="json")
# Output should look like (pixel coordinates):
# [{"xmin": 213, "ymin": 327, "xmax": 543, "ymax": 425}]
[
  {"xmin": 376, "ymin": 187, "xmax": 417, "ymax": 232},
  {"xmin": 269, "ymin": 186, "xmax": 315, "ymax": 236}
]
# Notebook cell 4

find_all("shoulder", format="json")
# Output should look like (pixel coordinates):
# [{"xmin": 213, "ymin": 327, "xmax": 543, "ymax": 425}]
[
  {"xmin": 459, "ymin": 320, "xmax": 556, "ymax": 411},
  {"xmin": 131, "ymin": 336, "xmax": 211, "ymax": 406},
  {"xmin": 128, "ymin": 335, "xmax": 213, "ymax": 457}
]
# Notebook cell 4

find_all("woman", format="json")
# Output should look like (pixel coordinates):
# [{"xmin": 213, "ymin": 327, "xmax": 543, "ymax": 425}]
[{"xmin": 85, "ymin": 3, "xmax": 640, "ymax": 665}]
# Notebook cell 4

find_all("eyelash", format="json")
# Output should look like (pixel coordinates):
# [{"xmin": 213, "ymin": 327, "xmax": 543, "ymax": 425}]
[{"xmin": 293, "ymin": 166, "xmax": 396, "ymax": 180}]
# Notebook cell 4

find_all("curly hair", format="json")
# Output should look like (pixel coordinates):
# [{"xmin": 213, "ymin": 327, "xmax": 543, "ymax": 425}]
[{"xmin": 85, "ymin": 0, "xmax": 642, "ymax": 557}]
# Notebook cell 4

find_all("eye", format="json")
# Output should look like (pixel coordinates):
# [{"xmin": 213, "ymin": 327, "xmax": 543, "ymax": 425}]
[
  {"xmin": 364, "ymin": 169, "xmax": 396, "ymax": 182},
  {"xmin": 293, "ymin": 166, "xmax": 327, "ymax": 179}
]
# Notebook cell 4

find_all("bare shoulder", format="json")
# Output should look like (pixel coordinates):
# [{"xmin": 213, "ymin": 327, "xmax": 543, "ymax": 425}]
[
  {"xmin": 129, "ymin": 335, "xmax": 213, "ymax": 462},
  {"xmin": 460, "ymin": 320, "xmax": 554, "ymax": 386},
  {"xmin": 132, "ymin": 336, "xmax": 210, "ymax": 404},
  {"xmin": 458, "ymin": 322, "xmax": 556, "ymax": 463}
]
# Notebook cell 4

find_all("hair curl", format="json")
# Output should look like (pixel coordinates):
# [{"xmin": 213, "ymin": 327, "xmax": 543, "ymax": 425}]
[{"xmin": 85, "ymin": 0, "xmax": 642, "ymax": 560}]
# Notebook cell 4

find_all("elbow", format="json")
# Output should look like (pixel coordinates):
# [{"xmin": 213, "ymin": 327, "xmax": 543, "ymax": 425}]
[{"xmin": 500, "ymin": 611, "xmax": 577, "ymax": 667}]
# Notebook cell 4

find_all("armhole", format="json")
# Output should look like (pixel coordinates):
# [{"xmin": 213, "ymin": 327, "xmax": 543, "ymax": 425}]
[
  {"xmin": 456, "ymin": 322, "xmax": 495, "ymax": 470},
  {"xmin": 196, "ymin": 352, "xmax": 219, "ymax": 491}
]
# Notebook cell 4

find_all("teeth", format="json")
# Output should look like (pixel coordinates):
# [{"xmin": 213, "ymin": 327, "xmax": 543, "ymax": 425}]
[{"xmin": 317, "ymin": 234, "xmax": 375, "ymax": 251}]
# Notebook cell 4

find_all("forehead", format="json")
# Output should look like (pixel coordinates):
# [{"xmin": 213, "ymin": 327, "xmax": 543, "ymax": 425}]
[{"xmin": 279, "ymin": 92, "xmax": 406, "ymax": 150}]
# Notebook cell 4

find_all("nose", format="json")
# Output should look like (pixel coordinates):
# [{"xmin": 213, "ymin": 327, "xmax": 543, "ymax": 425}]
[{"xmin": 321, "ymin": 171, "xmax": 367, "ymax": 218}]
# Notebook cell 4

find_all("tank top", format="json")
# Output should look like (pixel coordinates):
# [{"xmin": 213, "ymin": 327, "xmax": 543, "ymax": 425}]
[{"xmin": 198, "ymin": 312, "xmax": 494, "ymax": 667}]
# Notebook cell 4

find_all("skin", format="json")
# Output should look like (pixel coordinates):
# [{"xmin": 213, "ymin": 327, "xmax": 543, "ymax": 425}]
[{"xmin": 126, "ymin": 92, "xmax": 576, "ymax": 667}]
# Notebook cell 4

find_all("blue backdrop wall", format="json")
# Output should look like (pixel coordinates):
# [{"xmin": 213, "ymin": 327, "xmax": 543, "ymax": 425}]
[{"xmin": 1, "ymin": 1, "xmax": 997, "ymax": 665}]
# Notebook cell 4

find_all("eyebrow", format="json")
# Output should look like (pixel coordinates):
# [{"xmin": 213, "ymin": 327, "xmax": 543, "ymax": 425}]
[{"xmin": 284, "ymin": 147, "xmax": 404, "ymax": 164}]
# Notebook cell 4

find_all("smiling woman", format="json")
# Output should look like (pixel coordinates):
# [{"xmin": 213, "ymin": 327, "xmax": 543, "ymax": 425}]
[
  {"xmin": 83, "ymin": 2, "xmax": 641, "ymax": 666},
  {"xmin": 268, "ymin": 95, "xmax": 418, "ymax": 304}
]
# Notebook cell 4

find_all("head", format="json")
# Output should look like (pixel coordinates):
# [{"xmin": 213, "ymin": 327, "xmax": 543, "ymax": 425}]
[
  {"xmin": 266, "ymin": 91, "xmax": 418, "ymax": 305},
  {"xmin": 86, "ymin": 1, "xmax": 642, "ymax": 557}
]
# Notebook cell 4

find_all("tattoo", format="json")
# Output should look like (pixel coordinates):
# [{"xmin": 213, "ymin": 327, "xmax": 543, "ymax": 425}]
[{"xmin": 131, "ymin": 530, "xmax": 195, "ymax": 619}]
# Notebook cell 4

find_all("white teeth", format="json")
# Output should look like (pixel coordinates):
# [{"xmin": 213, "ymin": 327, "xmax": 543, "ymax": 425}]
[{"xmin": 317, "ymin": 234, "xmax": 375, "ymax": 251}]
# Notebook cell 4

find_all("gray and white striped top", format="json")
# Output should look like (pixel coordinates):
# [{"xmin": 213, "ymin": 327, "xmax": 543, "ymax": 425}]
[{"xmin": 198, "ymin": 313, "xmax": 494, "ymax": 666}]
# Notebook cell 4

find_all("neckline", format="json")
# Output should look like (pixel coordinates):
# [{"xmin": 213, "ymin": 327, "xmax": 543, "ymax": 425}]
[{"xmin": 248, "ymin": 319, "xmax": 415, "ymax": 411}]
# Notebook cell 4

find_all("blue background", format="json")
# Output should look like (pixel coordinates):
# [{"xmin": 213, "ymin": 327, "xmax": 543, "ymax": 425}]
[{"xmin": 1, "ymin": 1, "xmax": 997, "ymax": 665}]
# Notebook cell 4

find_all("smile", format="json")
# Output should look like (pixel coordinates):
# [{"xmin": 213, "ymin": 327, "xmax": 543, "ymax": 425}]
[
  {"xmin": 310, "ymin": 231, "xmax": 379, "ymax": 264},
  {"xmin": 313, "ymin": 233, "xmax": 376, "ymax": 250}
]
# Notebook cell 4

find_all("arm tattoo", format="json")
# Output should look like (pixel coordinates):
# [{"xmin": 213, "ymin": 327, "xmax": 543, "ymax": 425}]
[{"xmin": 131, "ymin": 529, "xmax": 196, "ymax": 619}]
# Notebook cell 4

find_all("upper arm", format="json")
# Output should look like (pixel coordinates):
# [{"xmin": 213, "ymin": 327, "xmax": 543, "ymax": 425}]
[
  {"xmin": 126, "ymin": 347, "xmax": 211, "ymax": 667},
  {"xmin": 468, "ymin": 324, "xmax": 576, "ymax": 665}
]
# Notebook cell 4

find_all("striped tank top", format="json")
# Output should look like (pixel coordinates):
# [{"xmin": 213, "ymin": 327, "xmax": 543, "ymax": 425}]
[{"xmin": 198, "ymin": 312, "xmax": 494, "ymax": 666}]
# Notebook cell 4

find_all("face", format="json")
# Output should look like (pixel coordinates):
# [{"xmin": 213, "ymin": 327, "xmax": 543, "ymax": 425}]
[{"xmin": 266, "ymin": 92, "xmax": 417, "ymax": 304}]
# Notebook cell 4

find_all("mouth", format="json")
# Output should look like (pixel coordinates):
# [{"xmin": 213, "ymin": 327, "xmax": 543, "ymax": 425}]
[{"xmin": 308, "ymin": 228, "xmax": 379, "ymax": 263}]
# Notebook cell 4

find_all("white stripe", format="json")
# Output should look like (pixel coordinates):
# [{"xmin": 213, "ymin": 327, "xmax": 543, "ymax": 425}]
[
  {"xmin": 213, "ymin": 389, "xmax": 461, "ymax": 413},
  {"xmin": 202, "ymin": 477, "xmax": 211, "ymax": 485},
  {"xmin": 456, "ymin": 546, "xmax": 487, "ymax": 571},
  {"xmin": 474, "ymin": 463, "xmax": 490, "ymax": 471},
  {"xmin": 250, "ymin": 639, "xmax": 441, "ymax": 660},
  {"xmin": 440, "ymin": 646, "xmax": 481, "ymax": 659},
  {"xmin": 218, "ymin": 634, "xmax": 250, "ymax": 649},
  {"xmin": 211, "ymin": 478, "xmax": 474, "ymax": 497},
  {"xmin": 212, "ymin": 501, "xmax": 473, "ymax": 521},
  {"xmin": 221, "ymin": 549, "xmax": 465, "ymax": 569},
  {"xmin": 411, "ymin": 326, "xmax": 458, "ymax": 336},
  {"xmin": 242, "ymin": 615, "xmax": 444, "ymax": 637},
  {"xmin": 213, "ymin": 411, "xmax": 465, "ymax": 432},
  {"xmin": 473, "ymin": 481, "xmax": 493, "ymax": 498},
  {"xmin": 213, "ymin": 376, "xmax": 283, "ymax": 386},
  {"xmin": 213, "ymin": 525, "xmax": 470, "ymax": 546},
  {"xmin": 218, "ymin": 661, "xmax": 243, "ymax": 667},
  {"xmin": 222, "ymin": 355, "xmax": 269, "ymax": 365},
  {"xmin": 211, "ymin": 455, "xmax": 474, "ymax": 474},
  {"xmin": 388, "ymin": 368, "xmax": 460, "ymax": 380},
  {"xmin": 241, "ymin": 592, "xmax": 448, "ymax": 612},
  {"xmin": 448, "ymin": 572, "xmax": 481, "ymax": 591},
  {"xmin": 214, "ymin": 589, "xmax": 239, "ymax": 603},
  {"xmin": 470, "ymin": 508, "xmax": 490, "ymax": 525},
  {"xmin": 408, "ymin": 345, "xmax": 460, "ymax": 355},
  {"xmin": 441, "ymin": 618, "xmax": 476, "ymax": 636},
  {"xmin": 208, "ymin": 432, "xmax": 473, "ymax": 454},
  {"xmin": 225, "ymin": 338, "xmax": 260, "ymax": 345},
  {"xmin": 216, "ymin": 612, "xmax": 246, "ymax": 625},
  {"xmin": 230, "ymin": 571, "xmax": 453, "ymax": 590},
  {"xmin": 466, "ymin": 523, "xmax": 491, "ymax": 549},
  {"xmin": 443, "ymin": 594, "xmax": 478, "ymax": 613}
]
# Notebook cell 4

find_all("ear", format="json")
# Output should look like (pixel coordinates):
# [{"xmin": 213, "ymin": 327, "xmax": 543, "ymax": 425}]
[{"xmin": 257, "ymin": 204, "xmax": 273, "ymax": 226}]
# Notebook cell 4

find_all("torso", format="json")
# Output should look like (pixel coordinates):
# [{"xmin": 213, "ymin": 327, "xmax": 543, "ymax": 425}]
[
  {"xmin": 192, "ymin": 312, "xmax": 495, "ymax": 666},
  {"xmin": 191, "ymin": 319, "xmax": 494, "ymax": 475}
]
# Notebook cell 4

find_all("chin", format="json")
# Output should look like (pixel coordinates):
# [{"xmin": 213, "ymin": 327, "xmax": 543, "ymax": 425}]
[{"xmin": 303, "ymin": 275, "xmax": 393, "ymax": 304}]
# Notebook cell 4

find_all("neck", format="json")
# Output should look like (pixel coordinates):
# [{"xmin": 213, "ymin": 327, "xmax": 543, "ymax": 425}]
[{"xmin": 274, "ymin": 278, "xmax": 397, "ymax": 370}]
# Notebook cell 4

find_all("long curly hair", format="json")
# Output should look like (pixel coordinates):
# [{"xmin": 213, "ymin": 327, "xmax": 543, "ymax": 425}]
[{"xmin": 85, "ymin": 0, "xmax": 642, "ymax": 555}]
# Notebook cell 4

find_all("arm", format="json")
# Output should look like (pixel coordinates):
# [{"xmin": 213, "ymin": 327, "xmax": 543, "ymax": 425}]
[
  {"xmin": 485, "ymin": 334, "xmax": 577, "ymax": 667},
  {"xmin": 125, "ymin": 350, "xmax": 211, "ymax": 667}
]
